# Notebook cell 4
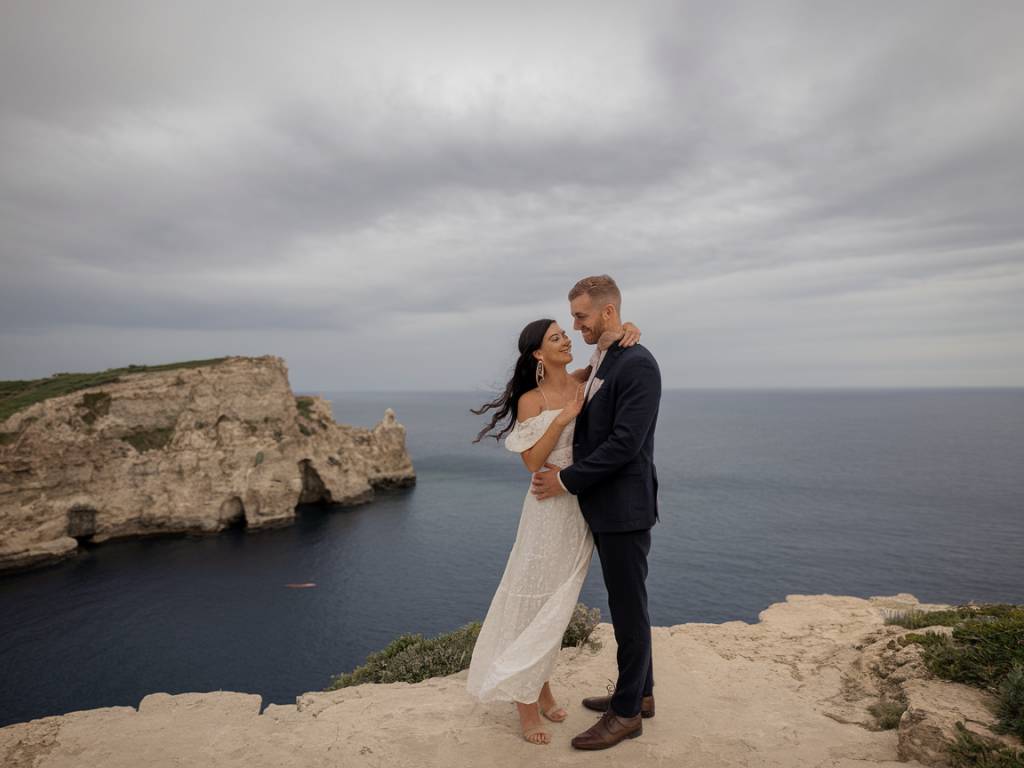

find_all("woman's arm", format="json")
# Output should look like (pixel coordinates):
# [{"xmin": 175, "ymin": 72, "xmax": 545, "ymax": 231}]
[{"xmin": 515, "ymin": 387, "xmax": 583, "ymax": 473}]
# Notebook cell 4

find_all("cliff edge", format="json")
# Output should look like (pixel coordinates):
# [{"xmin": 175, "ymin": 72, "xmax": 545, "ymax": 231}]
[
  {"xmin": 1, "ymin": 594, "xmax": 1019, "ymax": 768},
  {"xmin": 0, "ymin": 355, "xmax": 415, "ymax": 574}
]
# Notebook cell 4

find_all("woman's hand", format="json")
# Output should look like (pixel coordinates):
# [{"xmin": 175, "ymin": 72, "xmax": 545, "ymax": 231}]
[
  {"xmin": 620, "ymin": 321, "xmax": 642, "ymax": 347},
  {"xmin": 556, "ymin": 383, "xmax": 586, "ymax": 425}
]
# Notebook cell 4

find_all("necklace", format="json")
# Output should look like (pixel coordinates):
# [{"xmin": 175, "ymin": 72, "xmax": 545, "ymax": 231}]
[{"xmin": 538, "ymin": 380, "xmax": 576, "ymax": 409}]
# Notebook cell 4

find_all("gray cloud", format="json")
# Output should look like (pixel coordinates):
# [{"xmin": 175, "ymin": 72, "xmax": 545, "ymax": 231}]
[{"xmin": 1, "ymin": 0, "xmax": 1022, "ymax": 388}]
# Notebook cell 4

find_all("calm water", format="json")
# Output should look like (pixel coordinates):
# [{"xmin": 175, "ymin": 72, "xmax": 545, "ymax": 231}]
[{"xmin": 1, "ymin": 389, "xmax": 1022, "ymax": 728}]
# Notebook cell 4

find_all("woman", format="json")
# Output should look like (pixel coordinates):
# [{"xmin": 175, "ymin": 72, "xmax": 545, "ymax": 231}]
[{"xmin": 466, "ymin": 317, "xmax": 640, "ymax": 745}]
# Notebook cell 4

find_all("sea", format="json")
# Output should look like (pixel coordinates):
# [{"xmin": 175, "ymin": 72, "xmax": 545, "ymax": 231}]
[{"xmin": 1, "ymin": 388, "xmax": 1022, "ymax": 728}]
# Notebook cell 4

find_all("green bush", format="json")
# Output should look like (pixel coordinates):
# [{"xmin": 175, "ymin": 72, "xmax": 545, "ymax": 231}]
[
  {"xmin": 948, "ymin": 722, "xmax": 1024, "ymax": 768},
  {"xmin": 899, "ymin": 605, "xmax": 1024, "ymax": 743},
  {"xmin": 994, "ymin": 663, "xmax": 1024, "ymax": 741},
  {"xmin": 327, "ymin": 603, "xmax": 602, "ymax": 690},
  {"xmin": 868, "ymin": 699, "xmax": 907, "ymax": 729},
  {"xmin": 295, "ymin": 396, "xmax": 315, "ymax": 419},
  {"xmin": 122, "ymin": 426, "xmax": 175, "ymax": 452}
]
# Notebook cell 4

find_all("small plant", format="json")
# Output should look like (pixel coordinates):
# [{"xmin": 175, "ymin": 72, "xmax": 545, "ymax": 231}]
[
  {"xmin": 886, "ymin": 608, "xmax": 968, "ymax": 629},
  {"xmin": 948, "ymin": 722, "xmax": 1024, "ymax": 767},
  {"xmin": 994, "ymin": 663, "xmax": 1024, "ymax": 740},
  {"xmin": 563, "ymin": 602, "xmax": 602, "ymax": 649},
  {"xmin": 295, "ymin": 396, "xmax": 315, "ymax": 419},
  {"xmin": 79, "ymin": 391, "xmax": 112, "ymax": 425},
  {"xmin": 122, "ymin": 426, "xmax": 174, "ymax": 452},
  {"xmin": 869, "ymin": 699, "xmax": 908, "ymax": 730},
  {"xmin": 254, "ymin": 451, "xmax": 264, "ymax": 466}
]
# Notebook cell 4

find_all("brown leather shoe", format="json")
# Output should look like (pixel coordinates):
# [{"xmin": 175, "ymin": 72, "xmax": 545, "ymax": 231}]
[
  {"xmin": 571, "ymin": 710, "xmax": 643, "ymax": 750},
  {"xmin": 582, "ymin": 690, "xmax": 655, "ymax": 718}
]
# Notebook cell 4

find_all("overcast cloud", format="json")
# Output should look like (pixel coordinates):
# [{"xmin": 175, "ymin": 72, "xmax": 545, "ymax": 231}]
[{"xmin": 2, "ymin": 0, "xmax": 1022, "ymax": 392}]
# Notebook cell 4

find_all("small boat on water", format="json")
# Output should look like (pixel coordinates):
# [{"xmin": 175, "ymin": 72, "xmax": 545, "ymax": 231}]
[{"xmin": 285, "ymin": 582, "xmax": 317, "ymax": 588}]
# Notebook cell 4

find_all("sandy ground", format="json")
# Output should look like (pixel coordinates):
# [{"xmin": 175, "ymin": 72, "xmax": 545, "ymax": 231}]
[{"xmin": 2, "ymin": 593, "xmax": 950, "ymax": 768}]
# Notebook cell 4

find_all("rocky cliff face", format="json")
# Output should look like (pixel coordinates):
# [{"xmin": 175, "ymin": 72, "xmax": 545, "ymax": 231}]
[{"xmin": 0, "ymin": 355, "xmax": 415, "ymax": 574}]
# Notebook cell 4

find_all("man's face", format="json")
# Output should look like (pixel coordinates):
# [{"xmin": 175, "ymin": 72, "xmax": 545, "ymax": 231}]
[{"xmin": 570, "ymin": 294, "xmax": 605, "ymax": 345}]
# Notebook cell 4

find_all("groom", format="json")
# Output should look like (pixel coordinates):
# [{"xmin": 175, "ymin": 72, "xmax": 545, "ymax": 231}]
[{"xmin": 531, "ymin": 274, "xmax": 661, "ymax": 750}]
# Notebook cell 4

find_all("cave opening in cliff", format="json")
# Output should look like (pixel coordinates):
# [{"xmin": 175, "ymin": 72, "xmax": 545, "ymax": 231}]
[
  {"xmin": 298, "ymin": 459, "xmax": 333, "ymax": 506},
  {"xmin": 219, "ymin": 497, "xmax": 248, "ymax": 530},
  {"xmin": 66, "ymin": 505, "xmax": 97, "ymax": 543}
]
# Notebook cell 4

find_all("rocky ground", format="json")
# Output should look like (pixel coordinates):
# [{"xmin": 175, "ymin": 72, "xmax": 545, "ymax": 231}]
[{"xmin": 3, "ymin": 592, "xmax": 1019, "ymax": 768}]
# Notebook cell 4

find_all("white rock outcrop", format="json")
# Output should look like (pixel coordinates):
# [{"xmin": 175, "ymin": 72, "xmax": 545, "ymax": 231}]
[{"xmin": 0, "ymin": 355, "xmax": 415, "ymax": 574}]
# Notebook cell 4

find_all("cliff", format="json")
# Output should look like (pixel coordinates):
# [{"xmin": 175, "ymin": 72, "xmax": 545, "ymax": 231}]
[
  {"xmin": 1, "ymin": 594, "xmax": 1019, "ymax": 768},
  {"xmin": 0, "ymin": 355, "xmax": 415, "ymax": 574}
]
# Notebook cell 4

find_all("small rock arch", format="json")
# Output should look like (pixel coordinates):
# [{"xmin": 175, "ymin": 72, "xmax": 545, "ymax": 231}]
[{"xmin": 298, "ymin": 459, "xmax": 333, "ymax": 505}]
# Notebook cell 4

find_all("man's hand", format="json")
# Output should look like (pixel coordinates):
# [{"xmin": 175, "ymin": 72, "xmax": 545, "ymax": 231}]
[{"xmin": 531, "ymin": 462, "xmax": 567, "ymax": 500}]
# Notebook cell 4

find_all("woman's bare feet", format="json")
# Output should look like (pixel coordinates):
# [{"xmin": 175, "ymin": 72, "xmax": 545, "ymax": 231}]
[
  {"xmin": 515, "ymin": 701, "xmax": 550, "ymax": 745},
  {"xmin": 538, "ymin": 681, "xmax": 567, "ymax": 722}
]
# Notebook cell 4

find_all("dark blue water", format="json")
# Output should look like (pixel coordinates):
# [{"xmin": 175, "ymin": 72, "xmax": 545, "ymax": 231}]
[{"xmin": 1, "ymin": 389, "xmax": 1022, "ymax": 728}]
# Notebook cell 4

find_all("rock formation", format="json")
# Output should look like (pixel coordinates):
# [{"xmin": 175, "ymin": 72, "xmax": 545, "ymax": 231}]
[
  {"xmin": 0, "ymin": 355, "xmax": 415, "ymax": 574},
  {"xmin": 0, "ymin": 593, "xmax": 1019, "ymax": 767}
]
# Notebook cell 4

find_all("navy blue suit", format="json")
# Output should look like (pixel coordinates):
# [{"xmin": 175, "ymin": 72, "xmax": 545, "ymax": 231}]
[{"xmin": 559, "ymin": 340, "xmax": 661, "ymax": 718}]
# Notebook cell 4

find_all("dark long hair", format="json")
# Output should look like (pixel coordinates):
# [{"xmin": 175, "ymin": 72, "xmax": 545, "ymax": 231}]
[{"xmin": 472, "ymin": 318, "xmax": 555, "ymax": 443}]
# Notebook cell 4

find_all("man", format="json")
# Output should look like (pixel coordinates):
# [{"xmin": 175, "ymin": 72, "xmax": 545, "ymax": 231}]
[{"xmin": 531, "ymin": 274, "xmax": 661, "ymax": 750}]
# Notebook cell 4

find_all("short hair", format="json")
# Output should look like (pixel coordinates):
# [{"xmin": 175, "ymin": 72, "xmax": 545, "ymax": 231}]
[{"xmin": 568, "ymin": 274, "xmax": 621, "ymax": 311}]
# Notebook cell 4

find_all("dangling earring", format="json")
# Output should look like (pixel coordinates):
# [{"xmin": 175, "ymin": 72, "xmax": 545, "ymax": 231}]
[{"xmin": 535, "ymin": 359, "xmax": 545, "ymax": 386}]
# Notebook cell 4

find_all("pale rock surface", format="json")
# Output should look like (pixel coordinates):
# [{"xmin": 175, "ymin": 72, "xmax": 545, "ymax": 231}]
[
  {"xmin": 3, "ymin": 593, "xmax": 1019, "ymax": 768},
  {"xmin": 0, "ymin": 356, "xmax": 414, "ymax": 574}
]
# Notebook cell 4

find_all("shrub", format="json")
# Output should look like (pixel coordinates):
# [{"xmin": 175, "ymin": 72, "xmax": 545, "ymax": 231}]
[
  {"xmin": 122, "ymin": 426, "xmax": 175, "ymax": 452},
  {"xmin": 295, "ymin": 396, "xmax": 315, "ymax": 419},
  {"xmin": 899, "ymin": 605, "xmax": 1024, "ymax": 742},
  {"xmin": 869, "ymin": 699, "xmax": 907, "ymax": 730},
  {"xmin": 948, "ymin": 722, "xmax": 1024, "ymax": 768},
  {"xmin": 327, "ymin": 603, "xmax": 603, "ymax": 690},
  {"xmin": 563, "ymin": 602, "xmax": 602, "ymax": 649},
  {"xmin": 994, "ymin": 663, "xmax": 1024, "ymax": 741}
]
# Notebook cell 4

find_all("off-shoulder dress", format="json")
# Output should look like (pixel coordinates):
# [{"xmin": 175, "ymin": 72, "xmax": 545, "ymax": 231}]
[{"xmin": 465, "ymin": 408, "xmax": 595, "ymax": 703}]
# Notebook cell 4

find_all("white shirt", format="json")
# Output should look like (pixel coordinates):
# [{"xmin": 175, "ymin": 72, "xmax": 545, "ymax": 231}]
[{"xmin": 556, "ymin": 336, "xmax": 615, "ymax": 493}]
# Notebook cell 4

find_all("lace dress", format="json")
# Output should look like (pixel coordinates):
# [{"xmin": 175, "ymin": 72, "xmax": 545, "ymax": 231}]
[{"xmin": 465, "ymin": 408, "xmax": 595, "ymax": 703}]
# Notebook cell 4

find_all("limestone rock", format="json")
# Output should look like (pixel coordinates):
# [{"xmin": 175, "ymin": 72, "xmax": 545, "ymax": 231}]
[
  {"xmin": 1, "ymin": 593, "xmax": 942, "ymax": 768},
  {"xmin": 0, "ymin": 356, "xmax": 415, "ymax": 574},
  {"xmin": 898, "ymin": 678, "xmax": 1022, "ymax": 766}
]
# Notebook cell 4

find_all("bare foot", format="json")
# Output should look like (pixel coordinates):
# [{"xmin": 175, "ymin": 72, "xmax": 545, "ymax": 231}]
[
  {"xmin": 538, "ymin": 681, "xmax": 567, "ymax": 722},
  {"xmin": 515, "ymin": 701, "xmax": 550, "ymax": 745}
]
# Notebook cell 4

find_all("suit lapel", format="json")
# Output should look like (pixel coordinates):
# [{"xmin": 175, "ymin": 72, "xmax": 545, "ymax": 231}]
[{"xmin": 582, "ymin": 340, "xmax": 626, "ymax": 414}]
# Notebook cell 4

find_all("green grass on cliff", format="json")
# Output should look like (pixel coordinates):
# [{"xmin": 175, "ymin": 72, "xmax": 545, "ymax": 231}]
[
  {"xmin": 0, "ymin": 357, "xmax": 230, "ymax": 424},
  {"xmin": 888, "ymin": 603, "xmax": 1024, "ymax": 763}
]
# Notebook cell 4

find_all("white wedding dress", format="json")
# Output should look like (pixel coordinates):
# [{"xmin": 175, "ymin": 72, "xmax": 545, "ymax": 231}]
[{"xmin": 465, "ymin": 407, "xmax": 595, "ymax": 703}]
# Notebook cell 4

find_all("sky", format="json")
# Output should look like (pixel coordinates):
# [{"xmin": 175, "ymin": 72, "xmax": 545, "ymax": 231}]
[{"xmin": 1, "ymin": 0, "xmax": 1022, "ymax": 392}]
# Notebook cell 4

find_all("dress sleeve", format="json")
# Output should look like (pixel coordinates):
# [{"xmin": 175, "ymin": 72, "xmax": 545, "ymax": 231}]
[{"xmin": 504, "ymin": 414, "xmax": 550, "ymax": 453}]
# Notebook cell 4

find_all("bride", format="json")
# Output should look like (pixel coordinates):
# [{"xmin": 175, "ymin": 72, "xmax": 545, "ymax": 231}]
[{"xmin": 466, "ymin": 317, "xmax": 640, "ymax": 745}]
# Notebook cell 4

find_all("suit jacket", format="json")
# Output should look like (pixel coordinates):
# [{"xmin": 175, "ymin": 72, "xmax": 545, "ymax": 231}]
[{"xmin": 559, "ymin": 340, "xmax": 661, "ymax": 533}]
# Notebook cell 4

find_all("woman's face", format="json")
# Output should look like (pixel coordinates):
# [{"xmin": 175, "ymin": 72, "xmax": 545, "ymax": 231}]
[{"xmin": 535, "ymin": 322, "xmax": 573, "ymax": 366}]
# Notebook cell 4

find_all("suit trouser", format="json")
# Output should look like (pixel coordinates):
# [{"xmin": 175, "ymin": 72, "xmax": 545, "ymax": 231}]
[{"xmin": 592, "ymin": 527, "xmax": 654, "ymax": 718}]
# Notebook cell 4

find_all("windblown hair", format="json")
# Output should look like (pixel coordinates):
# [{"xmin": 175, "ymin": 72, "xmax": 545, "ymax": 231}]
[
  {"xmin": 471, "ymin": 318, "xmax": 554, "ymax": 443},
  {"xmin": 568, "ymin": 274, "xmax": 621, "ymax": 311}
]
